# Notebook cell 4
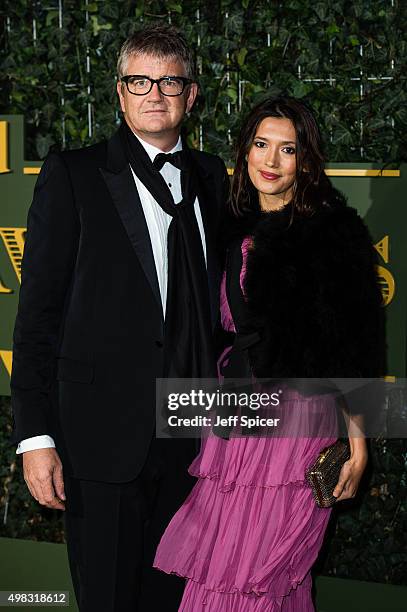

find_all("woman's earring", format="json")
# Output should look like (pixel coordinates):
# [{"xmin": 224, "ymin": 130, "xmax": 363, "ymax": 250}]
[{"xmin": 244, "ymin": 154, "xmax": 248, "ymax": 162}]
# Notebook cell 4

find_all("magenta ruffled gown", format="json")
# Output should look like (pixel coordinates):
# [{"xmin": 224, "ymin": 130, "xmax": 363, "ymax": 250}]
[{"xmin": 154, "ymin": 238, "xmax": 338, "ymax": 610}]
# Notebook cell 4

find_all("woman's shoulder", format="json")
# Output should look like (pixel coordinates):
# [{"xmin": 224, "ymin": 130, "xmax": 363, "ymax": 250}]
[{"xmin": 303, "ymin": 188, "xmax": 369, "ymax": 242}]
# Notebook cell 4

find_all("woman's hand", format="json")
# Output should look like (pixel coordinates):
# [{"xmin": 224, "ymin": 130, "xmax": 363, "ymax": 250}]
[
  {"xmin": 332, "ymin": 437, "xmax": 368, "ymax": 502},
  {"xmin": 332, "ymin": 454, "xmax": 367, "ymax": 502}
]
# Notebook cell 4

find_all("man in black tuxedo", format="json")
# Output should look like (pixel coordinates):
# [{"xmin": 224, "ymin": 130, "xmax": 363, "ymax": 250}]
[{"xmin": 11, "ymin": 24, "xmax": 228, "ymax": 611}]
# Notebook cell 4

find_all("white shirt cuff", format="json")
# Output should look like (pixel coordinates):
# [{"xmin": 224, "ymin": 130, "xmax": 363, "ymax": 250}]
[{"xmin": 16, "ymin": 435, "xmax": 56, "ymax": 454}]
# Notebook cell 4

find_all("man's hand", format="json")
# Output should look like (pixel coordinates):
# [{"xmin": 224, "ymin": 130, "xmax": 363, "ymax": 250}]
[{"xmin": 22, "ymin": 448, "xmax": 66, "ymax": 510}]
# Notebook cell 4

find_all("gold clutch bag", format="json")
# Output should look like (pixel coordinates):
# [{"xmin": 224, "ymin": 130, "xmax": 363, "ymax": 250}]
[{"xmin": 305, "ymin": 439, "xmax": 351, "ymax": 508}]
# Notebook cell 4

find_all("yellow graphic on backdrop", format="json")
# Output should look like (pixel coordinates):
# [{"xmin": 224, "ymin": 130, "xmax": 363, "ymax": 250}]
[
  {"xmin": 0, "ymin": 350, "xmax": 12, "ymax": 376},
  {"xmin": 376, "ymin": 265, "xmax": 395, "ymax": 307},
  {"xmin": 0, "ymin": 275, "xmax": 12, "ymax": 294},
  {"xmin": 374, "ymin": 236, "xmax": 395, "ymax": 306},
  {"xmin": 0, "ymin": 121, "xmax": 11, "ymax": 174},
  {"xmin": 0, "ymin": 227, "xmax": 26, "ymax": 284},
  {"xmin": 374, "ymin": 236, "xmax": 389, "ymax": 264}
]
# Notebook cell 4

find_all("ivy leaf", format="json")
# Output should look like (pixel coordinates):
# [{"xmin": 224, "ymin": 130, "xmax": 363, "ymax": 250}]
[
  {"xmin": 314, "ymin": 3, "xmax": 328, "ymax": 21},
  {"xmin": 80, "ymin": 125, "xmax": 89, "ymax": 141},
  {"xmin": 291, "ymin": 79, "xmax": 312, "ymax": 98},
  {"xmin": 35, "ymin": 133, "xmax": 54, "ymax": 159},
  {"xmin": 135, "ymin": 3, "xmax": 145, "ymax": 19},
  {"xmin": 225, "ymin": 86, "xmax": 238, "ymax": 104},
  {"xmin": 167, "ymin": 2, "xmax": 182, "ymax": 13},
  {"xmin": 45, "ymin": 10, "xmax": 59, "ymax": 27},
  {"xmin": 90, "ymin": 16, "xmax": 112, "ymax": 36},
  {"xmin": 236, "ymin": 47, "xmax": 248, "ymax": 68},
  {"xmin": 85, "ymin": 2, "xmax": 98, "ymax": 12},
  {"xmin": 326, "ymin": 22, "xmax": 340, "ymax": 36},
  {"xmin": 332, "ymin": 124, "xmax": 353, "ymax": 145}
]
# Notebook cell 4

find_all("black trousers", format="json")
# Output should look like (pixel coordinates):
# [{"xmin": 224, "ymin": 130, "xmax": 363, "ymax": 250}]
[{"xmin": 64, "ymin": 436, "xmax": 197, "ymax": 612}]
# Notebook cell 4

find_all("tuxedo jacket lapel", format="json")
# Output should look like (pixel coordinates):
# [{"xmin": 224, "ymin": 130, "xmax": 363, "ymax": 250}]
[
  {"xmin": 99, "ymin": 130, "xmax": 163, "ymax": 316},
  {"xmin": 100, "ymin": 129, "xmax": 221, "ymax": 328}
]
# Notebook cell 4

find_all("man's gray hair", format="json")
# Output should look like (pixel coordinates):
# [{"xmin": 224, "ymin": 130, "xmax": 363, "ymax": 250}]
[{"xmin": 117, "ymin": 24, "xmax": 195, "ymax": 80}]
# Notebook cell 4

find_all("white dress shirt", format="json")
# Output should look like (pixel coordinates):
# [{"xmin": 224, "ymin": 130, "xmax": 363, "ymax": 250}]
[
  {"xmin": 16, "ymin": 132, "xmax": 207, "ymax": 455},
  {"xmin": 129, "ymin": 135, "xmax": 206, "ymax": 313}
]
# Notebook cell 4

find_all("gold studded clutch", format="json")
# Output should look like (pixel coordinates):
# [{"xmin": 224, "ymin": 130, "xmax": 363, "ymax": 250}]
[{"xmin": 305, "ymin": 439, "xmax": 351, "ymax": 508}]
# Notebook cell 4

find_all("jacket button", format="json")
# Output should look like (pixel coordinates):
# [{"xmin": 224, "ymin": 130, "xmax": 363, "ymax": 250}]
[{"xmin": 155, "ymin": 340, "xmax": 163, "ymax": 348}]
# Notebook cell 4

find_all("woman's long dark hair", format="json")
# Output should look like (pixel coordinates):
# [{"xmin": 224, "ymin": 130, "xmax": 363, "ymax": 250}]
[{"xmin": 231, "ymin": 96, "xmax": 333, "ymax": 217}]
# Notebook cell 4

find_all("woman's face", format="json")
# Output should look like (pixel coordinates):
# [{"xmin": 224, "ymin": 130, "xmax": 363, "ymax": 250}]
[{"xmin": 247, "ymin": 116, "xmax": 297, "ymax": 211}]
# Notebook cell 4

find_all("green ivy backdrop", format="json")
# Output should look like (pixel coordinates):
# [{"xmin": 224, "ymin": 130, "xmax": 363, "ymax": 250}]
[
  {"xmin": 0, "ymin": 0, "xmax": 406, "ymax": 587},
  {"xmin": 0, "ymin": 0, "xmax": 406, "ymax": 164}
]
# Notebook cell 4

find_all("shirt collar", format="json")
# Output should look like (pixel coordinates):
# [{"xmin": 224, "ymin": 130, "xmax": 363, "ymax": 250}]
[{"xmin": 133, "ymin": 132, "xmax": 182, "ymax": 163}]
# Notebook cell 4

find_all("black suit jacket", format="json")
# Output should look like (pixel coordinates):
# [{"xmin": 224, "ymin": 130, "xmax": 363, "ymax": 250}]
[{"xmin": 10, "ymin": 127, "xmax": 229, "ymax": 482}]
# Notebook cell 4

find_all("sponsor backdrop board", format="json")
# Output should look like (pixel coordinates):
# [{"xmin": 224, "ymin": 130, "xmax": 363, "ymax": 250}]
[{"xmin": 0, "ymin": 115, "xmax": 405, "ymax": 395}]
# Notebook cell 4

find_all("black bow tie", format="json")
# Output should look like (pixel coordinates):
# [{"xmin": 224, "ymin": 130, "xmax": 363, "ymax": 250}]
[{"xmin": 153, "ymin": 150, "xmax": 187, "ymax": 171}]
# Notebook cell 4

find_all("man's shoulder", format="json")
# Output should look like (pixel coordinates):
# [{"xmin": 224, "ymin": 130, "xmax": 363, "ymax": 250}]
[
  {"xmin": 190, "ymin": 149, "xmax": 227, "ymax": 177},
  {"xmin": 58, "ymin": 140, "xmax": 108, "ymax": 169}
]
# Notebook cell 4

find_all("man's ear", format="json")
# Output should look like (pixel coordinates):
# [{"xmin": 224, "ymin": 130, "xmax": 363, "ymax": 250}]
[
  {"xmin": 117, "ymin": 81, "xmax": 126, "ymax": 113},
  {"xmin": 185, "ymin": 82, "xmax": 199, "ymax": 113}
]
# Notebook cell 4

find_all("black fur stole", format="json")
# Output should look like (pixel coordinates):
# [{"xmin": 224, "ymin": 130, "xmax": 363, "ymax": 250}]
[{"xmin": 242, "ymin": 196, "xmax": 386, "ymax": 379}]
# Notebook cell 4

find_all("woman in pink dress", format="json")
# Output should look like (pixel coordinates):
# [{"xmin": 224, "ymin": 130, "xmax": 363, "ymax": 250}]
[{"xmin": 154, "ymin": 97, "xmax": 385, "ymax": 610}]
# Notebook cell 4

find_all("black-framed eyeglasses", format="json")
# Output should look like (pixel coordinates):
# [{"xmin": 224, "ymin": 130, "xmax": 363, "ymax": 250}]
[{"xmin": 121, "ymin": 75, "xmax": 193, "ymax": 96}]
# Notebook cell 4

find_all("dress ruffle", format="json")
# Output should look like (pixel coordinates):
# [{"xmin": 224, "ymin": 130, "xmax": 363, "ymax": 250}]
[
  {"xmin": 189, "ymin": 390, "xmax": 338, "ymax": 490},
  {"xmin": 179, "ymin": 573, "xmax": 313, "ymax": 611},
  {"xmin": 154, "ymin": 470, "xmax": 332, "ymax": 600}
]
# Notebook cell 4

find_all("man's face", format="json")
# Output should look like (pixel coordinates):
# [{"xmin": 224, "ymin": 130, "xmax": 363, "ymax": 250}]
[{"xmin": 117, "ymin": 53, "xmax": 198, "ymax": 147}]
